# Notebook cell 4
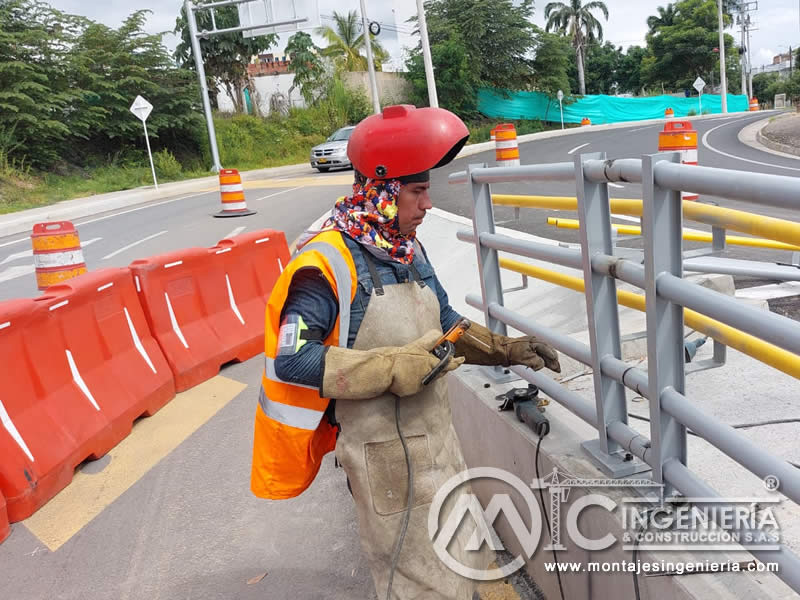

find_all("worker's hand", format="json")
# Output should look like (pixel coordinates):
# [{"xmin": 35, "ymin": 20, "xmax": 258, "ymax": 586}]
[
  {"xmin": 501, "ymin": 336, "xmax": 561, "ymax": 373},
  {"xmin": 454, "ymin": 321, "xmax": 561, "ymax": 373},
  {"xmin": 322, "ymin": 329, "xmax": 464, "ymax": 400}
]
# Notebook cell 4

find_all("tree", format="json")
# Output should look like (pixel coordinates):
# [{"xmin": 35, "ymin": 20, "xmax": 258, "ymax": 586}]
[
  {"xmin": 405, "ymin": 31, "xmax": 478, "ymax": 116},
  {"xmin": 647, "ymin": 3, "xmax": 678, "ymax": 33},
  {"xmin": 285, "ymin": 32, "xmax": 324, "ymax": 104},
  {"xmin": 544, "ymin": 0, "xmax": 609, "ymax": 95},
  {"xmin": 174, "ymin": 2, "xmax": 276, "ymax": 113},
  {"xmin": 315, "ymin": 10, "xmax": 388, "ymax": 72},
  {"xmin": 584, "ymin": 41, "xmax": 623, "ymax": 94},
  {"xmin": 617, "ymin": 45, "xmax": 647, "ymax": 94},
  {"xmin": 643, "ymin": 0, "xmax": 737, "ymax": 92},
  {"xmin": 531, "ymin": 30, "xmax": 572, "ymax": 98}
]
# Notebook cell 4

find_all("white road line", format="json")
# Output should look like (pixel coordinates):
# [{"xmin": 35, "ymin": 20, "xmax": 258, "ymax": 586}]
[
  {"xmin": 75, "ymin": 191, "xmax": 212, "ymax": 227},
  {"xmin": 567, "ymin": 142, "xmax": 590, "ymax": 155},
  {"xmin": 0, "ymin": 236, "xmax": 29, "ymax": 249},
  {"xmin": 0, "ymin": 247, "xmax": 33, "ymax": 265},
  {"xmin": 253, "ymin": 186, "xmax": 303, "ymax": 202},
  {"xmin": 102, "ymin": 231, "xmax": 168, "ymax": 260},
  {"xmin": 0, "ymin": 238, "xmax": 101, "ymax": 283},
  {"xmin": 223, "ymin": 226, "xmax": 245, "ymax": 239},
  {"xmin": 701, "ymin": 115, "xmax": 800, "ymax": 173},
  {"xmin": 626, "ymin": 125, "xmax": 656, "ymax": 133},
  {"xmin": 0, "ymin": 264, "xmax": 34, "ymax": 284}
]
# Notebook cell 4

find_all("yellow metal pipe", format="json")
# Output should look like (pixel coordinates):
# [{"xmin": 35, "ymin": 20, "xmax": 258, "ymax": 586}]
[
  {"xmin": 493, "ymin": 194, "xmax": 800, "ymax": 249},
  {"xmin": 546, "ymin": 217, "xmax": 800, "ymax": 251},
  {"xmin": 499, "ymin": 257, "xmax": 800, "ymax": 380}
]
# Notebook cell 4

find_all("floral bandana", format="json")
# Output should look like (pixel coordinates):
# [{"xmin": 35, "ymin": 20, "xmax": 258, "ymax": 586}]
[{"xmin": 327, "ymin": 177, "xmax": 416, "ymax": 264}]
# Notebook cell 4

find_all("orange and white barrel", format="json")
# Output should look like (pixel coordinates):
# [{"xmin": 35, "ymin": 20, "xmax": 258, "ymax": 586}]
[
  {"xmin": 494, "ymin": 123, "xmax": 520, "ymax": 167},
  {"xmin": 31, "ymin": 221, "xmax": 87, "ymax": 290},
  {"xmin": 215, "ymin": 169, "xmax": 255, "ymax": 218},
  {"xmin": 581, "ymin": 117, "xmax": 591, "ymax": 127},
  {"xmin": 665, "ymin": 107, "xmax": 674, "ymax": 119},
  {"xmin": 658, "ymin": 121, "xmax": 699, "ymax": 201},
  {"xmin": 749, "ymin": 97, "xmax": 760, "ymax": 112}
]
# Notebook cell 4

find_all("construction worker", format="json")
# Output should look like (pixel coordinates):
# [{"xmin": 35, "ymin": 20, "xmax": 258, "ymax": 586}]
[{"xmin": 251, "ymin": 104, "xmax": 561, "ymax": 599}]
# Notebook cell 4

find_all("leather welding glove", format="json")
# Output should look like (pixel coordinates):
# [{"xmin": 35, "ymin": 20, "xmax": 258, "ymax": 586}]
[
  {"xmin": 321, "ymin": 329, "xmax": 465, "ymax": 400},
  {"xmin": 454, "ymin": 321, "xmax": 561, "ymax": 373}
]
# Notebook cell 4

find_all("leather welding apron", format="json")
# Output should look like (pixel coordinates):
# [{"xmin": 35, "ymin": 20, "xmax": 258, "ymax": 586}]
[{"xmin": 334, "ymin": 249, "xmax": 488, "ymax": 600}]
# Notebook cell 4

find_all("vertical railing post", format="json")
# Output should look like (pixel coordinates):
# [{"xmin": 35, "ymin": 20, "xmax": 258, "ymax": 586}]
[
  {"xmin": 643, "ymin": 153, "xmax": 688, "ymax": 496},
  {"xmin": 469, "ymin": 163, "xmax": 516, "ymax": 383},
  {"xmin": 575, "ymin": 152, "xmax": 649, "ymax": 477}
]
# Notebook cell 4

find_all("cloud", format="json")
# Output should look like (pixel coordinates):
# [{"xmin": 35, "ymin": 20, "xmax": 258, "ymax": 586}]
[{"xmin": 757, "ymin": 47, "xmax": 776, "ymax": 65}]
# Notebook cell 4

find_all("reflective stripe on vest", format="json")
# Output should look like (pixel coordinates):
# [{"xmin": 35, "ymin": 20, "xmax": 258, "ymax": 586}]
[
  {"xmin": 258, "ymin": 386, "xmax": 323, "ymax": 430},
  {"xmin": 262, "ymin": 239, "xmax": 353, "ymax": 393}
]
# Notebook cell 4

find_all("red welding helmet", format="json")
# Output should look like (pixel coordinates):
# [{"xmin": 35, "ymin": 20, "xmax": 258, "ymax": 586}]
[{"xmin": 347, "ymin": 105, "xmax": 469, "ymax": 180}]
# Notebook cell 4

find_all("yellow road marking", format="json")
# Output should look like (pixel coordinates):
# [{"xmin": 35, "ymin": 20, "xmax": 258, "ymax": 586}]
[
  {"xmin": 23, "ymin": 375, "xmax": 247, "ymax": 551},
  {"xmin": 477, "ymin": 562, "xmax": 524, "ymax": 599}
]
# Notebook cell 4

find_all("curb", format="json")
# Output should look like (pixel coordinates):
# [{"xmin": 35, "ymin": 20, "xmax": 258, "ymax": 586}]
[
  {"xmin": 737, "ymin": 112, "xmax": 800, "ymax": 161},
  {"xmin": 757, "ymin": 125, "xmax": 800, "ymax": 158}
]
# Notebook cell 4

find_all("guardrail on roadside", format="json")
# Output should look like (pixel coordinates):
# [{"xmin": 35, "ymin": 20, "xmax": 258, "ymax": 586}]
[{"xmin": 450, "ymin": 153, "xmax": 800, "ymax": 593}]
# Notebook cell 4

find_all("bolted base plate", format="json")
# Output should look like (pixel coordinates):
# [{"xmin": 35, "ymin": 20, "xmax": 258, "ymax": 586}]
[
  {"xmin": 581, "ymin": 438, "xmax": 652, "ymax": 478},
  {"xmin": 479, "ymin": 365, "xmax": 521, "ymax": 384}
]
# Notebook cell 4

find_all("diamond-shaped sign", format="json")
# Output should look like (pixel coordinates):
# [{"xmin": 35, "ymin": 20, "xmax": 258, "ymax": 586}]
[
  {"xmin": 693, "ymin": 77, "xmax": 706, "ymax": 94},
  {"xmin": 130, "ymin": 95, "xmax": 153, "ymax": 122}
]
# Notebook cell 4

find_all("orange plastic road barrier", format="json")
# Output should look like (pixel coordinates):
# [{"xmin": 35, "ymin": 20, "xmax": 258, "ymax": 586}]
[
  {"xmin": 490, "ymin": 127, "xmax": 497, "ymax": 142},
  {"xmin": 581, "ymin": 117, "xmax": 591, "ymax": 127},
  {"xmin": 658, "ymin": 120, "xmax": 699, "ymax": 201},
  {"xmin": 665, "ymin": 107, "xmax": 674, "ymax": 118},
  {"xmin": 211, "ymin": 230, "xmax": 290, "ymax": 360},
  {"xmin": 130, "ymin": 229, "xmax": 288, "ymax": 391},
  {"xmin": 31, "ymin": 221, "xmax": 87, "ymax": 290},
  {"xmin": 749, "ymin": 97, "xmax": 760, "ymax": 112},
  {"xmin": 494, "ymin": 123, "xmax": 520, "ymax": 167},
  {"xmin": 215, "ymin": 169, "xmax": 255, "ymax": 218},
  {"xmin": 0, "ymin": 269, "xmax": 174, "ymax": 521},
  {"xmin": 0, "ymin": 490, "xmax": 9, "ymax": 544}
]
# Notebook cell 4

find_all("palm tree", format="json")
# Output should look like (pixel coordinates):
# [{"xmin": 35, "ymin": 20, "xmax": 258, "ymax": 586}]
[
  {"xmin": 545, "ymin": 0, "xmax": 609, "ymax": 95},
  {"xmin": 647, "ymin": 3, "xmax": 677, "ymax": 34},
  {"xmin": 315, "ymin": 10, "xmax": 388, "ymax": 72}
]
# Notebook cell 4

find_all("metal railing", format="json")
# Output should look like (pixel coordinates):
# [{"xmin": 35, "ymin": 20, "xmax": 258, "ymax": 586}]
[{"xmin": 450, "ymin": 152, "xmax": 800, "ymax": 593}]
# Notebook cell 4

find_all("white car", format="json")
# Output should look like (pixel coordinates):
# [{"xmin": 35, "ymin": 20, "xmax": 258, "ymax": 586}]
[{"xmin": 310, "ymin": 126, "xmax": 355, "ymax": 172}]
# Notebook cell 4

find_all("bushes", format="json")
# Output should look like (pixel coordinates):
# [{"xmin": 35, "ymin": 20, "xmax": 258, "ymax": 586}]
[
  {"xmin": 466, "ymin": 119, "xmax": 546, "ymax": 143},
  {"xmin": 153, "ymin": 149, "xmax": 183, "ymax": 179}
]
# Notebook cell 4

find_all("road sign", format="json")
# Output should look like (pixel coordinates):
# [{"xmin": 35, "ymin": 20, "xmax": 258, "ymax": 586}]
[
  {"xmin": 557, "ymin": 90, "xmax": 564, "ymax": 101},
  {"xmin": 557, "ymin": 90, "xmax": 564, "ymax": 130},
  {"xmin": 693, "ymin": 77, "xmax": 706, "ymax": 94},
  {"xmin": 237, "ymin": 0, "xmax": 319, "ymax": 37},
  {"xmin": 129, "ymin": 95, "xmax": 158, "ymax": 191},
  {"xmin": 129, "ymin": 95, "xmax": 153, "ymax": 122}
]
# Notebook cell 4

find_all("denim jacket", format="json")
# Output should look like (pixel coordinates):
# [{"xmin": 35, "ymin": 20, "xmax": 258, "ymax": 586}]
[{"xmin": 273, "ymin": 232, "xmax": 463, "ymax": 388}]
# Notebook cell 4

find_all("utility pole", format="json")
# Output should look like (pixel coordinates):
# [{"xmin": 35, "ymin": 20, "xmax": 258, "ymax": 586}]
[
  {"xmin": 416, "ymin": 0, "xmax": 439, "ymax": 108},
  {"xmin": 359, "ymin": 0, "xmax": 381, "ymax": 114},
  {"xmin": 717, "ymin": 0, "xmax": 728, "ymax": 112},
  {"xmin": 740, "ymin": 11, "xmax": 747, "ymax": 96},
  {"xmin": 185, "ymin": 0, "xmax": 222, "ymax": 172},
  {"xmin": 747, "ymin": 20, "xmax": 753, "ymax": 97}
]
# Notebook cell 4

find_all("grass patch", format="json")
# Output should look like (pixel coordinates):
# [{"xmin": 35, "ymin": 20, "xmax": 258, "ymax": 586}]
[{"xmin": 466, "ymin": 118, "xmax": 572, "ymax": 143}]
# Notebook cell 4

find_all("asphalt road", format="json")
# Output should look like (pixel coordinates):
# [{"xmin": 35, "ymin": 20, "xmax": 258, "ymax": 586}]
[{"xmin": 0, "ymin": 110, "xmax": 798, "ymax": 600}]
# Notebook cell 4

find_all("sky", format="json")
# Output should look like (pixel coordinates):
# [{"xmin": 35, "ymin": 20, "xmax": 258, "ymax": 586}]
[{"xmin": 45, "ymin": 0, "xmax": 800, "ymax": 70}]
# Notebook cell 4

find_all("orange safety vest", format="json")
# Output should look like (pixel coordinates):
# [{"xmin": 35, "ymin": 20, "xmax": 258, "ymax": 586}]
[{"xmin": 250, "ymin": 230, "xmax": 357, "ymax": 500}]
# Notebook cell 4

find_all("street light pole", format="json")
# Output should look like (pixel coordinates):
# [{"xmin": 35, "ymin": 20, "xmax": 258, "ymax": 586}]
[
  {"xmin": 185, "ymin": 0, "xmax": 223, "ymax": 172},
  {"xmin": 717, "ymin": 0, "xmax": 728, "ymax": 113},
  {"xmin": 359, "ymin": 0, "xmax": 381, "ymax": 114},
  {"xmin": 416, "ymin": 0, "xmax": 439, "ymax": 108}
]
